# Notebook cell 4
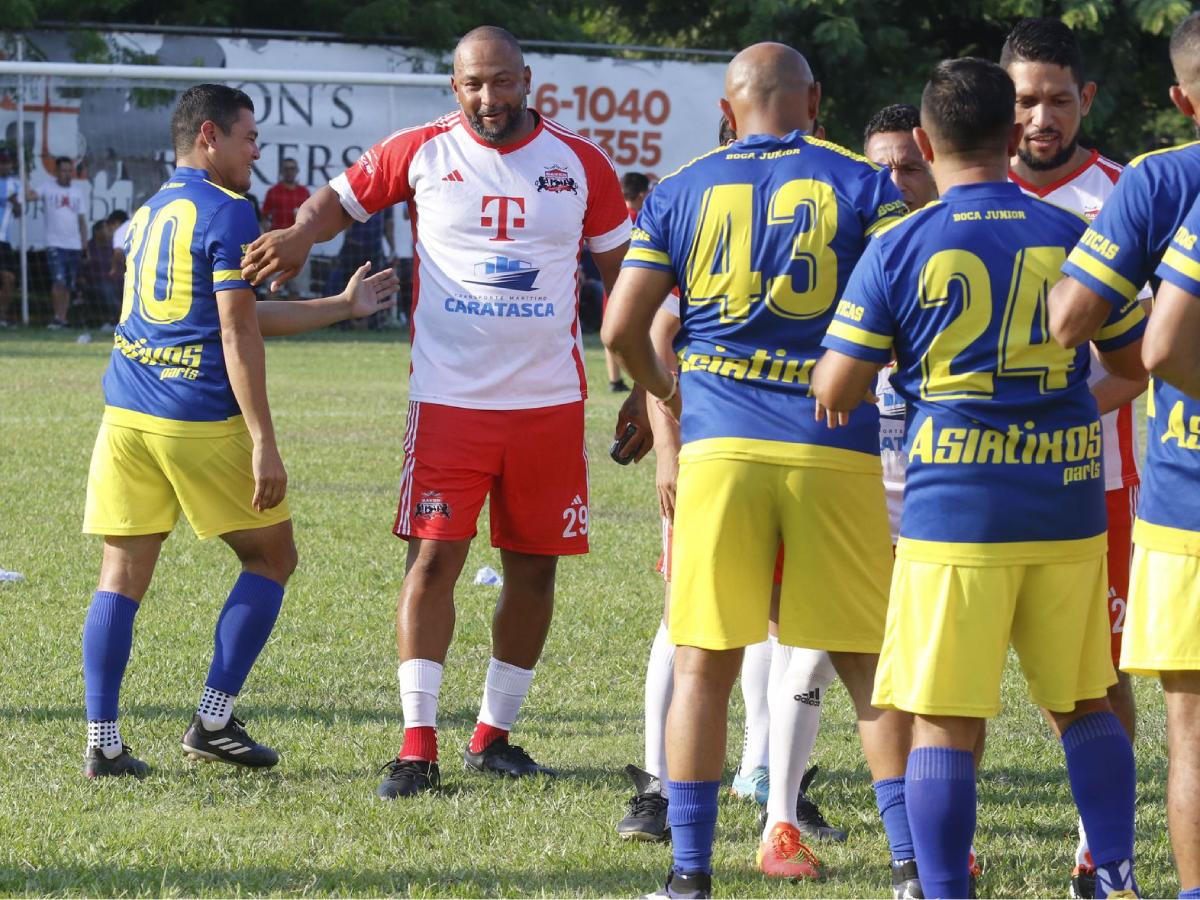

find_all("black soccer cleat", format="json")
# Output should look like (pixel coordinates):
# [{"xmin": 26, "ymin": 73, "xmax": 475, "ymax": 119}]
[
  {"xmin": 463, "ymin": 736, "xmax": 556, "ymax": 778},
  {"xmin": 892, "ymin": 858, "xmax": 924, "ymax": 899},
  {"xmin": 645, "ymin": 868, "xmax": 712, "ymax": 899},
  {"xmin": 181, "ymin": 715, "xmax": 279, "ymax": 768},
  {"xmin": 376, "ymin": 758, "xmax": 441, "ymax": 799},
  {"xmin": 795, "ymin": 765, "xmax": 848, "ymax": 842},
  {"xmin": 84, "ymin": 745, "xmax": 150, "ymax": 779},
  {"xmin": 617, "ymin": 763, "xmax": 670, "ymax": 842},
  {"xmin": 1070, "ymin": 861, "xmax": 1096, "ymax": 899}
]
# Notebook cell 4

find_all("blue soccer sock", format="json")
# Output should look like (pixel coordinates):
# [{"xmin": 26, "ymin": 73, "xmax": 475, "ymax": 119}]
[
  {"xmin": 874, "ymin": 776, "xmax": 915, "ymax": 863},
  {"xmin": 906, "ymin": 747, "xmax": 976, "ymax": 899},
  {"xmin": 205, "ymin": 572, "xmax": 284, "ymax": 697},
  {"xmin": 1062, "ymin": 712, "xmax": 1136, "ymax": 895},
  {"xmin": 668, "ymin": 779, "xmax": 720, "ymax": 875},
  {"xmin": 1179, "ymin": 887, "xmax": 1200, "ymax": 899},
  {"xmin": 83, "ymin": 591, "xmax": 140, "ymax": 722}
]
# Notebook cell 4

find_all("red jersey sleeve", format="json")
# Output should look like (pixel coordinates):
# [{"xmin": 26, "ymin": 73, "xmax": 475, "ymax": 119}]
[
  {"xmin": 544, "ymin": 120, "xmax": 631, "ymax": 252},
  {"xmin": 330, "ymin": 117, "xmax": 453, "ymax": 222}
]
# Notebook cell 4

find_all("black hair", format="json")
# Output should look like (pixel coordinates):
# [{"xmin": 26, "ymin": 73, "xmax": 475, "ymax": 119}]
[
  {"xmin": 54, "ymin": 155, "xmax": 72, "ymax": 167},
  {"xmin": 170, "ymin": 84, "xmax": 255, "ymax": 158},
  {"xmin": 621, "ymin": 171, "xmax": 650, "ymax": 202},
  {"xmin": 106, "ymin": 209, "xmax": 129, "ymax": 225},
  {"xmin": 863, "ymin": 104, "xmax": 921, "ymax": 150},
  {"xmin": 1170, "ymin": 11, "xmax": 1200, "ymax": 91},
  {"xmin": 1000, "ymin": 17, "xmax": 1085, "ymax": 86},
  {"xmin": 920, "ymin": 58, "xmax": 1016, "ymax": 156}
]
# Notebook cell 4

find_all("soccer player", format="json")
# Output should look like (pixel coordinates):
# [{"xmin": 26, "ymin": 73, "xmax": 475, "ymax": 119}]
[
  {"xmin": 1048, "ymin": 12, "xmax": 1200, "ymax": 894},
  {"xmin": 81, "ymin": 83, "xmax": 398, "ymax": 778},
  {"xmin": 604, "ymin": 42, "xmax": 912, "ymax": 898},
  {"xmin": 864, "ymin": 104, "xmax": 938, "ymax": 213},
  {"xmin": 814, "ymin": 57, "xmax": 1146, "ymax": 900},
  {"xmin": 240, "ymin": 26, "xmax": 631, "ymax": 799},
  {"xmin": 999, "ymin": 18, "xmax": 1150, "ymax": 895}
]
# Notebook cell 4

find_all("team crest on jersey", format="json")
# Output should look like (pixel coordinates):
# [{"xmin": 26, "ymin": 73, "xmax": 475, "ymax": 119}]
[
  {"xmin": 535, "ymin": 164, "xmax": 578, "ymax": 194},
  {"xmin": 464, "ymin": 255, "xmax": 540, "ymax": 291},
  {"xmin": 414, "ymin": 491, "xmax": 451, "ymax": 520}
]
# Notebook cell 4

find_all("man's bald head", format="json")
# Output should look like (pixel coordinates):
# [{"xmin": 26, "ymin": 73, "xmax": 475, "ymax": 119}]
[
  {"xmin": 725, "ymin": 43, "xmax": 814, "ymax": 104},
  {"xmin": 721, "ymin": 43, "xmax": 819, "ymax": 138},
  {"xmin": 454, "ymin": 25, "xmax": 524, "ymax": 74},
  {"xmin": 1171, "ymin": 12, "xmax": 1200, "ymax": 95}
]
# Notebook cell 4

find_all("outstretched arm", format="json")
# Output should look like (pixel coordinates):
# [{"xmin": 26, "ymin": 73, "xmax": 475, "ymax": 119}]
[{"xmin": 255, "ymin": 263, "xmax": 399, "ymax": 337}]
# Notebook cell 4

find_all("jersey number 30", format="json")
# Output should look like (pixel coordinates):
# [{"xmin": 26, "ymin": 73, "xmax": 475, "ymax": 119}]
[{"xmin": 118, "ymin": 199, "xmax": 199, "ymax": 325}]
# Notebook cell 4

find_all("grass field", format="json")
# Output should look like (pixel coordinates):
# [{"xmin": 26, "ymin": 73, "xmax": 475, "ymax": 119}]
[{"xmin": 0, "ymin": 328, "xmax": 1176, "ymax": 898}]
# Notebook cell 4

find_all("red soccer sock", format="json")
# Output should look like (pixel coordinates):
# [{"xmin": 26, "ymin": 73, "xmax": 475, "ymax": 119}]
[
  {"xmin": 399, "ymin": 726, "xmax": 438, "ymax": 762},
  {"xmin": 469, "ymin": 722, "xmax": 508, "ymax": 754}
]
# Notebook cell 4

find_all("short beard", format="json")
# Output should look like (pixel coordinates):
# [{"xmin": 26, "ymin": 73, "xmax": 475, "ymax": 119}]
[
  {"xmin": 1017, "ymin": 134, "xmax": 1079, "ymax": 172},
  {"xmin": 467, "ymin": 95, "xmax": 528, "ymax": 144}
]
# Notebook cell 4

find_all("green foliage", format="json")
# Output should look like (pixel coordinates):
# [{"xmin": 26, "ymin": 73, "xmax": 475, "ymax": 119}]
[{"xmin": 5, "ymin": 0, "xmax": 1196, "ymax": 160}]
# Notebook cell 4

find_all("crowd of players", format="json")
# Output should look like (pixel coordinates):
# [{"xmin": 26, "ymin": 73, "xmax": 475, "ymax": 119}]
[{"xmin": 71, "ymin": 13, "xmax": 1200, "ymax": 900}]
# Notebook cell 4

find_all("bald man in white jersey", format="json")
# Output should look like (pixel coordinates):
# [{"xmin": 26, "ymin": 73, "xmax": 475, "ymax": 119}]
[{"xmin": 242, "ymin": 25, "xmax": 631, "ymax": 799}]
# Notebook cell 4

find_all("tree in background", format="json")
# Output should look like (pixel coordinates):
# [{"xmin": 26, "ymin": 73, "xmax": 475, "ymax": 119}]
[{"xmin": 0, "ymin": 0, "xmax": 1192, "ymax": 162}]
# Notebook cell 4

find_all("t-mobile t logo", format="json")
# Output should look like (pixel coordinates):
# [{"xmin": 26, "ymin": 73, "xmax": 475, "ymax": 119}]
[{"xmin": 481, "ymin": 195, "xmax": 526, "ymax": 242}]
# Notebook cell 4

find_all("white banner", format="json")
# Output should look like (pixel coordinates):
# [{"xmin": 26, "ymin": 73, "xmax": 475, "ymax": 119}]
[{"xmin": 1, "ymin": 31, "xmax": 728, "ymax": 249}]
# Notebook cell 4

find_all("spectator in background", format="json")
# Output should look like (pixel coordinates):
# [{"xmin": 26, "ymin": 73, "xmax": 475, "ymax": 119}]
[
  {"xmin": 108, "ymin": 209, "xmax": 129, "ymax": 279},
  {"xmin": 30, "ymin": 156, "xmax": 88, "ymax": 330},
  {"xmin": 0, "ymin": 149, "xmax": 21, "ymax": 327},
  {"xmin": 86, "ymin": 219, "xmax": 118, "ymax": 328},
  {"xmin": 602, "ymin": 171, "xmax": 655, "ymax": 394},
  {"xmin": 262, "ymin": 158, "xmax": 309, "ymax": 296}
]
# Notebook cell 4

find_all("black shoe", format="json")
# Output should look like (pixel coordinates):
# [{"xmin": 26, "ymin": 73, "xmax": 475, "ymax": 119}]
[
  {"xmin": 795, "ymin": 765, "xmax": 848, "ymax": 842},
  {"xmin": 84, "ymin": 745, "xmax": 150, "ymax": 779},
  {"xmin": 892, "ymin": 859, "xmax": 924, "ymax": 899},
  {"xmin": 1070, "ymin": 862, "xmax": 1096, "ymax": 899},
  {"xmin": 181, "ymin": 714, "xmax": 279, "ymax": 768},
  {"xmin": 376, "ymin": 758, "xmax": 441, "ymax": 799},
  {"xmin": 609, "ymin": 378, "xmax": 631, "ymax": 393},
  {"xmin": 645, "ymin": 868, "xmax": 712, "ymax": 899},
  {"xmin": 617, "ymin": 764, "xmax": 670, "ymax": 842},
  {"xmin": 463, "ymin": 736, "xmax": 556, "ymax": 778}
]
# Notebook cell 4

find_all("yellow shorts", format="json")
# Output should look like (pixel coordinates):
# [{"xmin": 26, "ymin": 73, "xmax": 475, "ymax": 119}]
[
  {"xmin": 1121, "ymin": 544, "xmax": 1200, "ymax": 676},
  {"xmin": 669, "ymin": 455, "xmax": 892, "ymax": 651},
  {"xmin": 873, "ymin": 554, "xmax": 1115, "ymax": 717},
  {"xmin": 83, "ymin": 422, "xmax": 291, "ymax": 540}
]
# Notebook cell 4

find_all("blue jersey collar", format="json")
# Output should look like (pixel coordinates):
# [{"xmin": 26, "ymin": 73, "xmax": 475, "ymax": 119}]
[
  {"xmin": 940, "ymin": 181, "xmax": 1025, "ymax": 202},
  {"xmin": 173, "ymin": 165, "xmax": 209, "ymax": 179}
]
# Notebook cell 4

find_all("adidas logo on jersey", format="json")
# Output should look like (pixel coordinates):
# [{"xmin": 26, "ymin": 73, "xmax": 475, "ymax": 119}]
[
  {"xmin": 571, "ymin": 494, "xmax": 584, "ymax": 505},
  {"xmin": 442, "ymin": 170, "xmax": 464, "ymax": 183}
]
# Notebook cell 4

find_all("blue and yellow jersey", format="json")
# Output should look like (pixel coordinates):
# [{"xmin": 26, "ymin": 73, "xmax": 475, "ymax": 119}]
[
  {"xmin": 822, "ymin": 182, "xmax": 1147, "ymax": 564},
  {"xmin": 623, "ymin": 130, "xmax": 906, "ymax": 469},
  {"xmin": 1060, "ymin": 140, "xmax": 1200, "ymax": 307},
  {"xmin": 102, "ymin": 166, "xmax": 259, "ymax": 436},
  {"xmin": 1139, "ymin": 199, "xmax": 1200, "ymax": 556}
]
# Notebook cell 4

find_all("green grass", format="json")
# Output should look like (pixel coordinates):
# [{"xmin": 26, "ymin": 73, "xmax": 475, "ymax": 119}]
[{"xmin": 0, "ymin": 329, "xmax": 1174, "ymax": 897}]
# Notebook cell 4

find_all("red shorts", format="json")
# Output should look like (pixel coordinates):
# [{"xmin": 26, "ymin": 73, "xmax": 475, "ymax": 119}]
[
  {"xmin": 1105, "ymin": 483, "xmax": 1137, "ymax": 667},
  {"xmin": 659, "ymin": 520, "xmax": 784, "ymax": 585},
  {"xmin": 394, "ymin": 401, "xmax": 589, "ymax": 556}
]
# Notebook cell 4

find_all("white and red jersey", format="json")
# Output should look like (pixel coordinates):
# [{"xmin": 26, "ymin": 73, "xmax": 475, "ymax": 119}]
[
  {"xmin": 330, "ymin": 110, "xmax": 630, "ymax": 410},
  {"xmin": 1010, "ymin": 149, "xmax": 1144, "ymax": 491}
]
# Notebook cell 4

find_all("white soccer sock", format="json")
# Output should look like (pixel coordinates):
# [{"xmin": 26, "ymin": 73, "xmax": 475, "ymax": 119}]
[
  {"xmin": 197, "ymin": 685, "xmax": 235, "ymax": 731},
  {"xmin": 87, "ymin": 719, "xmax": 123, "ymax": 760},
  {"xmin": 398, "ymin": 658, "xmax": 443, "ymax": 728},
  {"xmin": 738, "ymin": 638, "xmax": 774, "ymax": 777},
  {"xmin": 763, "ymin": 648, "xmax": 837, "ymax": 840},
  {"xmin": 1076, "ymin": 817, "xmax": 1091, "ymax": 866},
  {"xmin": 644, "ymin": 619, "xmax": 675, "ymax": 794},
  {"xmin": 478, "ymin": 657, "xmax": 534, "ymax": 732}
]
